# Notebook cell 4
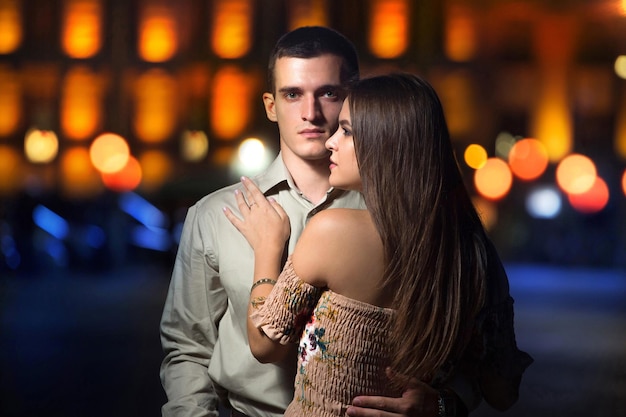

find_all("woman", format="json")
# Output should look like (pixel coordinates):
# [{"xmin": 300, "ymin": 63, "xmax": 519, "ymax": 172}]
[{"xmin": 224, "ymin": 73, "xmax": 524, "ymax": 416}]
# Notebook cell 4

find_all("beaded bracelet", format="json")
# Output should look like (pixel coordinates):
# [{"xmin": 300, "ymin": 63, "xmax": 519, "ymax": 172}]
[{"xmin": 251, "ymin": 278, "xmax": 277, "ymax": 291}]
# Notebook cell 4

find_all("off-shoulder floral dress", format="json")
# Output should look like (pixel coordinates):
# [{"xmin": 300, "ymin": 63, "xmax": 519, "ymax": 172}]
[{"xmin": 250, "ymin": 257, "xmax": 399, "ymax": 417}]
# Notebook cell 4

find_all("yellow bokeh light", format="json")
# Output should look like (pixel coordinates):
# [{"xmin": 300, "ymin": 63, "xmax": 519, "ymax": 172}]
[
  {"xmin": 464, "ymin": 144, "xmax": 487, "ymax": 169},
  {"xmin": 138, "ymin": 150, "xmax": 172, "ymax": 192},
  {"xmin": 0, "ymin": 145, "xmax": 23, "ymax": 195},
  {"xmin": 24, "ymin": 128, "xmax": 59, "ymax": 163},
  {"xmin": 133, "ymin": 69, "xmax": 178, "ymax": 143},
  {"xmin": 89, "ymin": 133, "xmax": 130, "ymax": 174},
  {"xmin": 211, "ymin": 0, "xmax": 252, "ymax": 59},
  {"xmin": 138, "ymin": 4, "xmax": 178, "ymax": 63},
  {"xmin": 210, "ymin": 66, "xmax": 253, "ymax": 139},
  {"xmin": 62, "ymin": 0, "xmax": 102, "ymax": 59},
  {"xmin": 474, "ymin": 157, "xmax": 513, "ymax": 201},
  {"xmin": 614, "ymin": 56, "xmax": 626, "ymax": 80},
  {"xmin": 0, "ymin": 0, "xmax": 22, "ymax": 54},
  {"xmin": 181, "ymin": 130, "xmax": 209, "ymax": 162},
  {"xmin": 531, "ymin": 81, "xmax": 573, "ymax": 162},
  {"xmin": 508, "ymin": 138, "xmax": 549, "ymax": 181},
  {"xmin": 369, "ymin": 0, "xmax": 409, "ymax": 59},
  {"xmin": 60, "ymin": 147, "xmax": 102, "ymax": 198},
  {"xmin": 61, "ymin": 66, "xmax": 103, "ymax": 140},
  {"xmin": 555, "ymin": 153, "xmax": 596, "ymax": 195},
  {"xmin": 568, "ymin": 176, "xmax": 609, "ymax": 214},
  {"xmin": 0, "ymin": 65, "xmax": 21, "ymax": 136}
]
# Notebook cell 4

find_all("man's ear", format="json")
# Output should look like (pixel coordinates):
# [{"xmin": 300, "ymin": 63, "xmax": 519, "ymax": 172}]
[{"xmin": 263, "ymin": 92, "xmax": 278, "ymax": 122}]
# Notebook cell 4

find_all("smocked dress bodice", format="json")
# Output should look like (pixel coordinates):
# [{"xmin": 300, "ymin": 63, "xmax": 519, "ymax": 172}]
[{"xmin": 250, "ymin": 257, "xmax": 398, "ymax": 417}]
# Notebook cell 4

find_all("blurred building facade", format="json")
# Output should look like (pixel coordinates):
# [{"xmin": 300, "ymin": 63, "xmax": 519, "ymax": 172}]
[{"xmin": 1, "ymin": 0, "xmax": 626, "ymax": 275}]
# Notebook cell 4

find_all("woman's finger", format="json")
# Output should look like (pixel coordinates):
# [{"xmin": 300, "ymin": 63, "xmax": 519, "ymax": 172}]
[
  {"xmin": 234, "ymin": 189, "xmax": 251, "ymax": 214},
  {"xmin": 241, "ymin": 176, "xmax": 267, "ymax": 206},
  {"xmin": 222, "ymin": 206, "xmax": 243, "ymax": 231},
  {"xmin": 268, "ymin": 197, "xmax": 288, "ymax": 220}
]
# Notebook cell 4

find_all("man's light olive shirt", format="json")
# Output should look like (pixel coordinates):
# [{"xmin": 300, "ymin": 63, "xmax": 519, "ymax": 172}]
[{"xmin": 160, "ymin": 154, "xmax": 365, "ymax": 417}]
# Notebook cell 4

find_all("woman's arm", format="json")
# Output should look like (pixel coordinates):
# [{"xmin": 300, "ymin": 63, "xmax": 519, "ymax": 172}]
[{"xmin": 223, "ymin": 176, "xmax": 292, "ymax": 362}]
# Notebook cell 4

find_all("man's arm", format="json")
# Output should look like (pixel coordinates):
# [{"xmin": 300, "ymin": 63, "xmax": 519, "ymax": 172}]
[
  {"xmin": 344, "ymin": 370, "xmax": 473, "ymax": 417},
  {"xmin": 160, "ymin": 204, "xmax": 227, "ymax": 417}
]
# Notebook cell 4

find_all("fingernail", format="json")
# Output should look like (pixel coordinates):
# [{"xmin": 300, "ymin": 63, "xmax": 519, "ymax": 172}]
[
  {"xmin": 234, "ymin": 189, "xmax": 240, "ymax": 195},
  {"xmin": 268, "ymin": 197, "xmax": 275, "ymax": 202}
]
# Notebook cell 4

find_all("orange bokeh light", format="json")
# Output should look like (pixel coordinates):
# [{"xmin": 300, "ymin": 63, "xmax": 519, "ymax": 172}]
[
  {"xmin": 369, "ymin": 0, "xmax": 409, "ymax": 59},
  {"xmin": 622, "ymin": 169, "xmax": 626, "ymax": 196},
  {"xmin": 555, "ymin": 153, "xmax": 596, "ymax": 195},
  {"xmin": 138, "ymin": 150, "xmax": 172, "ymax": 192},
  {"xmin": 568, "ymin": 176, "xmax": 609, "ymax": 214},
  {"xmin": 60, "ymin": 147, "xmax": 102, "ymax": 198},
  {"xmin": 133, "ymin": 69, "xmax": 178, "ymax": 143},
  {"xmin": 62, "ymin": 0, "xmax": 102, "ymax": 59},
  {"xmin": 61, "ymin": 66, "xmax": 104, "ymax": 140},
  {"xmin": 474, "ymin": 157, "xmax": 513, "ymax": 201},
  {"xmin": 89, "ymin": 133, "xmax": 130, "ymax": 174},
  {"xmin": 0, "ymin": 145, "xmax": 23, "ymax": 195},
  {"xmin": 0, "ymin": 0, "xmax": 22, "ymax": 54},
  {"xmin": 210, "ymin": 66, "xmax": 253, "ymax": 139},
  {"xmin": 508, "ymin": 138, "xmax": 549, "ymax": 181},
  {"xmin": 211, "ymin": 0, "xmax": 252, "ymax": 59},
  {"xmin": 101, "ymin": 155, "xmax": 142, "ymax": 192},
  {"xmin": 445, "ymin": 5, "xmax": 477, "ymax": 62},
  {"xmin": 0, "ymin": 65, "xmax": 21, "ymax": 136},
  {"xmin": 138, "ymin": 5, "xmax": 178, "ymax": 63},
  {"xmin": 288, "ymin": 0, "xmax": 328, "ymax": 29}
]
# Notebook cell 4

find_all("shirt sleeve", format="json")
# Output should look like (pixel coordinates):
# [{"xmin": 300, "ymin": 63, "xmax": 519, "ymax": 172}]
[
  {"xmin": 250, "ymin": 258, "xmax": 323, "ymax": 345},
  {"xmin": 159, "ymin": 204, "xmax": 226, "ymax": 417}
]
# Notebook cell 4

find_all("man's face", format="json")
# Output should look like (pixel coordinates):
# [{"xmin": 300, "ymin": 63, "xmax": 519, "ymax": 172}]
[{"xmin": 263, "ymin": 55, "xmax": 346, "ymax": 163}]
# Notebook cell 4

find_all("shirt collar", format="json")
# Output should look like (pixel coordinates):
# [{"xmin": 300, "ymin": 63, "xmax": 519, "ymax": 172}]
[
  {"xmin": 253, "ymin": 152, "xmax": 340, "ymax": 200},
  {"xmin": 251, "ymin": 153, "xmax": 291, "ymax": 195}
]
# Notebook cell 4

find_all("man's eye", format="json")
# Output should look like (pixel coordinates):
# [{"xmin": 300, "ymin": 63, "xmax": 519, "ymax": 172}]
[
  {"xmin": 322, "ymin": 91, "xmax": 337, "ymax": 98},
  {"xmin": 285, "ymin": 92, "xmax": 297, "ymax": 99}
]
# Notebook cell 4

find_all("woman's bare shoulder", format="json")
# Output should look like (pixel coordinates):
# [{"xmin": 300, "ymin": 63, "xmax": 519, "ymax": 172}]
[{"xmin": 292, "ymin": 209, "xmax": 382, "ymax": 288}]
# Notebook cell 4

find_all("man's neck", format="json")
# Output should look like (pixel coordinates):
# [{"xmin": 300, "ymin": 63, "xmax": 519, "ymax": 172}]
[{"xmin": 281, "ymin": 153, "xmax": 331, "ymax": 205}]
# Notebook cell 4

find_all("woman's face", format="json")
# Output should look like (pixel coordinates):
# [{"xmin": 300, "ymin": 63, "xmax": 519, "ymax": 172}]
[{"xmin": 325, "ymin": 100, "xmax": 361, "ymax": 191}]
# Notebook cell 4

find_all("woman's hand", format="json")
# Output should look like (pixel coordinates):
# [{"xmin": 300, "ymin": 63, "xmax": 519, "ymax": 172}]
[{"xmin": 223, "ymin": 176, "xmax": 291, "ymax": 255}]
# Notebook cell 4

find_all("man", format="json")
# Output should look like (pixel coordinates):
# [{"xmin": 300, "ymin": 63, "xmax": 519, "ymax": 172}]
[{"xmin": 160, "ymin": 26, "xmax": 531, "ymax": 417}]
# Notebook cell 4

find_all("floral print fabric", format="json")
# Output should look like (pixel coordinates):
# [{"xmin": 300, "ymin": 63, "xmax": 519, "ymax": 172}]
[{"xmin": 250, "ymin": 257, "xmax": 398, "ymax": 417}]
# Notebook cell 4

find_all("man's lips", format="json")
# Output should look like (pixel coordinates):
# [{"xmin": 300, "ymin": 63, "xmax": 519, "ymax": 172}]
[{"xmin": 299, "ymin": 128, "xmax": 325, "ymax": 138}]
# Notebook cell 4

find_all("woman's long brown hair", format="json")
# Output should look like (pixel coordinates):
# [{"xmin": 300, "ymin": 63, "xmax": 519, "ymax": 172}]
[{"xmin": 349, "ymin": 73, "xmax": 487, "ymax": 385}]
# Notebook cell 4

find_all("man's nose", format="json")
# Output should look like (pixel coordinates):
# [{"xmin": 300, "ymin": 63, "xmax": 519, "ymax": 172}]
[{"xmin": 301, "ymin": 96, "xmax": 320, "ymax": 121}]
